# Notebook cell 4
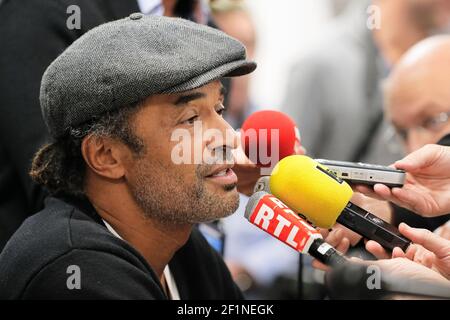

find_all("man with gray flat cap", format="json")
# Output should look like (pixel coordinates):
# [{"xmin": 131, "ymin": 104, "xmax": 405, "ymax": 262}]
[{"xmin": 0, "ymin": 13, "xmax": 256, "ymax": 299}]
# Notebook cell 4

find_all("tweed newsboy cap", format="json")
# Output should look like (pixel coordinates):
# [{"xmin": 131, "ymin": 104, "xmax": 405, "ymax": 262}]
[{"xmin": 40, "ymin": 13, "xmax": 256, "ymax": 138}]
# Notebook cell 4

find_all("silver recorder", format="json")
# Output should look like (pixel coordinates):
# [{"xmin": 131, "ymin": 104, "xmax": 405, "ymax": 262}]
[{"xmin": 315, "ymin": 159, "xmax": 406, "ymax": 188}]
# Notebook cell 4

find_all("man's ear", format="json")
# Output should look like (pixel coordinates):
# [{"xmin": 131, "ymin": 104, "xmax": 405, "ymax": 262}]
[{"xmin": 81, "ymin": 135, "xmax": 126, "ymax": 179}]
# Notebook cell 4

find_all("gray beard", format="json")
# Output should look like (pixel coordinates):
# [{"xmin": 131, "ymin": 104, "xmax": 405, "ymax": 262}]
[{"xmin": 129, "ymin": 161, "xmax": 239, "ymax": 225}]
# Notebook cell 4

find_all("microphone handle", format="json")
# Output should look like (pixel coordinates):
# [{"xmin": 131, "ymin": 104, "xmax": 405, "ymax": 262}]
[
  {"xmin": 326, "ymin": 262, "xmax": 450, "ymax": 299},
  {"xmin": 337, "ymin": 202, "xmax": 411, "ymax": 252},
  {"xmin": 308, "ymin": 238, "xmax": 347, "ymax": 267}
]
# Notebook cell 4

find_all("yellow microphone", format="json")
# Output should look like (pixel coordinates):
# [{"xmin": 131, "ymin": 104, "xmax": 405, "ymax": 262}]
[
  {"xmin": 270, "ymin": 155, "xmax": 352, "ymax": 228},
  {"xmin": 269, "ymin": 155, "xmax": 410, "ymax": 252}
]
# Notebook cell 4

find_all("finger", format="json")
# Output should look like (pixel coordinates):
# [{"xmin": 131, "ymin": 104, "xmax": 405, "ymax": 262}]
[
  {"xmin": 336, "ymin": 237, "xmax": 350, "ymax": 254},
  {"xmin": 436, "ymin": 221, "xmax": 450, "ymax": 240},
  {"xmin": 399, "ymin": 223, "xmax": 448, "ymax": 258},
  {"xmin": 394, "ymin": 144, "xmax": 440, "ymax": 172},
  {"xmin": 373, "ymin": 184, "xmax": 394, "ymax": 198},
  {"xmin": 354, "ymin": 185, "xmax": 374, "ymax": 194},
  {"xmin": 440, "ymin": 227, "xmax": 450, "ymax": 240},
  {"xmin": 365, "ymin": 240, "xmax": 391, "ymax": 259},
  {"xmin": 325, "ymin": 229, "xmax": 342, "ymax": 247},
  {"xmin": 354, "ymin": 185, "xmax": 385, "ymax": 201},
  {"xmin": 422, "ymin": 252, "xmax": 435, "ymax": 269},
  {"xmin": 294, "ymin": 146, "xmax": 306, "ymax": 156},
  {"xmin": 405, "ymin": 244, "xmax": 418, "ymax": 261},
  {"xmin": 349, "ymin": 257, "xmax": 364, "ymax": 263},
  {"xmin": 319, "ymin": 228, "xmax": 330, "ymax": 238},
  {"xmin": 391, "ymin": 188, "xmax": 425, "ymax": 215},
  {"xmin": 392, "ymin": 247, "xmax": 406, "ymax": 259},
  {"xmin": 311, "ymin": 259, "xmax": 330, "ymax": 272}
]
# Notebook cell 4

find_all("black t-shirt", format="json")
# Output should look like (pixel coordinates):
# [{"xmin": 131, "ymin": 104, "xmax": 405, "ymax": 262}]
[{"xmin": 0, "ymin": 195, "xmax": 243, "ymax": 300}]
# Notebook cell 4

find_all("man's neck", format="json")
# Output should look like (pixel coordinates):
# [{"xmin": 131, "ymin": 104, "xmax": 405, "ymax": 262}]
[{"xmin": 86, "ymin": 188, "xmax": 192, "ymax": 279}]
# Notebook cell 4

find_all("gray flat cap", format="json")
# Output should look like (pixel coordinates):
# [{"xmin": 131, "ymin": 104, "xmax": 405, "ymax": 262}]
[{"xmin": 40, "ymin": 13, "xmax": 256, "ymax": 138}]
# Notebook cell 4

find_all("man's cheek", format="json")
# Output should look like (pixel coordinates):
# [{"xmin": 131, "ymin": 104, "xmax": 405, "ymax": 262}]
[
  {"xmin": 169, "ymin": 131, "xmax": 206, "ymax": 165},
  {"xmin": 176, "ymin": 164, "xmax": 200, "ymax": 185}
]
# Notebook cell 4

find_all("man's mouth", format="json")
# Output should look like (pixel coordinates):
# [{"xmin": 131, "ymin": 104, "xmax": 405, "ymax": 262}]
[{"xmin": 205, "ymin": 166, "xmax": 238, "ymax": 186}]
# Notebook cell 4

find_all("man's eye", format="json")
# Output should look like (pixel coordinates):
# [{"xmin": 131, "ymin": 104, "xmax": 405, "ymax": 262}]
[
  {"xmin": 395, "ymin": 127, "xmax": 408, "ymax": 141},
  {"xmin": 424, "ymin": 117, "xmax": 447, "ymax": 131},
  {"xmin": 182, "ymin": 115, "xmax": 199, "ymax": 125},
  {"xmin": 422, "ymin": 112, "xmax": 450, "ymax": 131}
]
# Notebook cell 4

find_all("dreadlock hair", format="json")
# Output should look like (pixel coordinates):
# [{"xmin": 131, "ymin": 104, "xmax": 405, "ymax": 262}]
[{"xmin": 30, "ymin": 101, "xmax": 145, "ymax": 196}]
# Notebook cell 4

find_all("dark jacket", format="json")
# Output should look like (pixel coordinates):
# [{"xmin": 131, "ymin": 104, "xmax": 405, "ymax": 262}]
[
  {"xmin": 0, "ymin": 0, "xmax": 139, "ymax": 251},
  {"xmin": 0, "ymin": 195, "xmax": 243, "ymax": 299}
]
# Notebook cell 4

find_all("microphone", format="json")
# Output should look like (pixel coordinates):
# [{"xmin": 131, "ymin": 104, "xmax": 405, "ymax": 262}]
[
  {"xmin": 253, "ymin": 176, "xmax": 270, "ymax": 193},
  {"xmin": 245, "ymin": 191, "xmax": 347, "ymax": 267},
  {"xmin": 269, "ymin": 155, "xmax": 411, "ymax": 252},
  {"xmin": 326, "ymin": 261, "xmax": 450, "ymax": 299},
  {"xmin": 240, "ymin": 110, "xmax": 301, "ymax": 168}
]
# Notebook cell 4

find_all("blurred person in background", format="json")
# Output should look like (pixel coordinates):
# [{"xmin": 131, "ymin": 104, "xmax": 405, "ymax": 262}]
[
  {"xmin": 282, "ymin": 0, "xmax": 450, "ymax": 165},
  {"xmin": 330, "ymin": 0, "xmax": 354, "ymax": 16},
  {"xmin": 210, "ymin": 0, "xmax": 257, "ymax": 129},
  {"xmin": 378, "ymin": 35, "xmax": 450, "ymax": 232},
  {"xmin": 323, "ymin": 36, "xmax": 450, "ymax": 275},
  {"xmin": 283, "ymin": 0, "xmax": 399, "ymax": 165}
]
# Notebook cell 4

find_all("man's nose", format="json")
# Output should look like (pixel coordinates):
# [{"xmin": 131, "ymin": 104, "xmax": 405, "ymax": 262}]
[{"xmin": 206, "ymin": 114, "xmax": 239, "ymax": 151}]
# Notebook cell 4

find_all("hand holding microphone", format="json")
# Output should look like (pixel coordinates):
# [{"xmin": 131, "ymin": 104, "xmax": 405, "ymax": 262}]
[
  {"xmin": 326, "ymin": 256, "xmax": 450, "ymax": 299},
  {"xmin": 320, "ymin": 193, "xmax": 394, "ymax": 253},
  {"xmin": 269, "ymin": 155, "xmax": 411, "ymax": 252},
  {"xmin": 245, "ymin": 191, "xmax": 347, "ymax": 267},
  {"xmin": 248, "ymin": 181, "xmax": 450, "ymax": 297},
  {"xmin": 356, "ymin": 143, "xmax": 450, "ymax": 217},
  {"xmin": 366, "ymin": 223, "xmax": 450, "ymax": 280}
]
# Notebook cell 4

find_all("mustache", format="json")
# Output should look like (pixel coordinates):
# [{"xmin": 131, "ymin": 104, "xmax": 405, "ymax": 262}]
[{"xmin": 196, "ymin": 146, "xmax": 235, "ymax": 176}]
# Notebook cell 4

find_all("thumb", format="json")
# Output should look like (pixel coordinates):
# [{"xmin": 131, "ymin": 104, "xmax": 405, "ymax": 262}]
[
  {"xmin": 399, "ymin": 223, "xmax": 449, "ymax": 258},
  {"xmin": 394, "ymin": 144, "xmax": 440, "ymax": 172}
]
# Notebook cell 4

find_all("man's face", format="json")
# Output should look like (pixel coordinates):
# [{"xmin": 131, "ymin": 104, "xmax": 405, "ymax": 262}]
[
  {"xmin": 122, "ymin": 80, "xmax": 240, "ymax": 225},
  {"xmin": 386, "ymin": 69, "xmax": 450, "ymax": 152}
]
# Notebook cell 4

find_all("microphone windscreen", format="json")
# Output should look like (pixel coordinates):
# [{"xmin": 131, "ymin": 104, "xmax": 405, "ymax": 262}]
[
  {"xmin": 244, "ymin": 191, "xmax": 323, "ymax": 254},
  {"xmin": 270, "ymin": 155, "xmax": 353, "ymax": 228},
  {"xmin": 241, "ymin": 110, "xmax": 300, "ymax": 167}
]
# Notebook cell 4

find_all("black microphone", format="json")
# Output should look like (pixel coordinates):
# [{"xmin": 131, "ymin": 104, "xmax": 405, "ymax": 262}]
[{"xmin": 326, "ymin": 261, "xmax": 450, "ymax": 299}]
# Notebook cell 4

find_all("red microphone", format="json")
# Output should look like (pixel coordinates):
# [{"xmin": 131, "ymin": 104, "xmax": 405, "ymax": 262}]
[
  {"xmin": 245, "ymin": 191, "xmax": 347, "ymax": 266},
  {"xmin": 240, "ymin": 110, "xmax": 301, "ymax": 168}
]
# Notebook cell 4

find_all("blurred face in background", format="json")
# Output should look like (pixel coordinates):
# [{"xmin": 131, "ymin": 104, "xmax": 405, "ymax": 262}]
[
  {"xmin": 408, "ymin": 0, "xmax": 450, "ymax": 32},
  {"xmin": 385, "ymin": 53, "xmax": 450, "ymax": 153},
  {"xmin": 212, "ymin": 7, "xmax": 256, "ymax": 124},
  {"xmin": 372, "ymin": 0, "xmax": 450, "ymax": 65}
]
